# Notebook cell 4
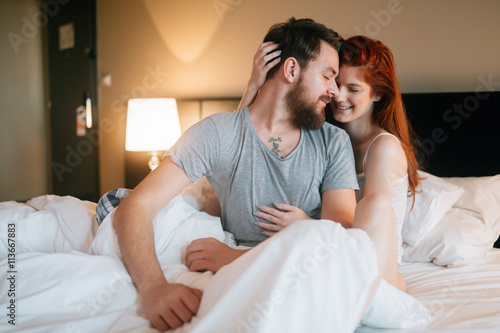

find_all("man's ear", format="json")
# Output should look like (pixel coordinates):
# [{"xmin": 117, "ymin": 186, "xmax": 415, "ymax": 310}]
[{"xmin": 283, "ymin": 57, "xmax": 301, "ymax": 83}]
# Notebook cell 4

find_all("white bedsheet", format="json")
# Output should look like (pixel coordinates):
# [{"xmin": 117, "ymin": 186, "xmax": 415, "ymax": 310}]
[
  {"xmin": 0, "ymin": 195, "xmax": 432, "ymax": 332},
  {"xmin": 356, "ymin": 249, "xmax": 500, "ymax": 332}
]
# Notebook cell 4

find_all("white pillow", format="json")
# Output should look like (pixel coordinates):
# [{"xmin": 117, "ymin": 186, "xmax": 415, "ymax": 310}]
[
  {"xmin": 0, "ymin": 195, "xmax": 95, "ymax": 256},
  {"xmin": 402, "ymin": 208, "xmax": 495, "ymax": 266},
  {"xmin": 444, "ymin": 175, "xmax": 500, "ymax": 248},
  {"xmin": 402, "ymin": 171, "xmax": 464, "ymax": 247}
]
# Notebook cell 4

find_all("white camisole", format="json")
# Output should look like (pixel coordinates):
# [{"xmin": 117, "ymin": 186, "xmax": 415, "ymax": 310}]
[{"xmin": 355, "ymin": 133, "xmax": 408, "ymax": 264}]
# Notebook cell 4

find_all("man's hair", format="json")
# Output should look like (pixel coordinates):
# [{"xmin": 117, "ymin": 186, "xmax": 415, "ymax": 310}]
[{"xmin": 263, "ymin": 17, "xmax": 343, "ymax": 79}]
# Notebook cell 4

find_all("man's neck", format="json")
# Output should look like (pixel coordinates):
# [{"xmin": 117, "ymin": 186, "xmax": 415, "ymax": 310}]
[
  {"xmin": 247, "ymin": 81, "xmax": 298, "ymax": 133},
  {"xmin": 247, "ymin": 81, "xmax": 302, "ymax": 159}
]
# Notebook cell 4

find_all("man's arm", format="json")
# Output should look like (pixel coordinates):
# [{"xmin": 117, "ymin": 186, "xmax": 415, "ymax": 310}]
[
  {"xmin": 114, "ymin": 157, "xmax": 201, "ymax": 331},
  {"xmin": 321, "ymin": 188, "xmax": 356, "ymax": 228}
]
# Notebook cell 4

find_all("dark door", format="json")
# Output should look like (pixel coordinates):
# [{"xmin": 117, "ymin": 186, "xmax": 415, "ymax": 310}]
[{"xmin": 45, "ymin": 0, "xmax": 99, "ymax": 201}]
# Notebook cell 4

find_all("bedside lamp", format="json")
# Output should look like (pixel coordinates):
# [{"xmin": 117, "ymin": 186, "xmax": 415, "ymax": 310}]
[{"xmin": 125, "ymin": 98, "xmax": 181, "ymax": 171}]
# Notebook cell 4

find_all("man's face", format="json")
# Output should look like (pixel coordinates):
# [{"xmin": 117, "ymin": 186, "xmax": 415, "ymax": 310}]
[{"xmin": 286, "ymin": 41, "xmax": 340, "ymax": 130}]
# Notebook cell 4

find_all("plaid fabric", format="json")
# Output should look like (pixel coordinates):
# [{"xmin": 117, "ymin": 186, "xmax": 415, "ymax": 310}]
[{"xmin": 95, "ymin": 188, "xmax": 131, "ymax": 225}]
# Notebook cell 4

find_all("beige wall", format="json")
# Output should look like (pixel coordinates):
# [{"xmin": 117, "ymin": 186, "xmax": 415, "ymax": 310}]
[{"xmin": 0, "ymin": 0, "xmax": 48, "ymax": 201}]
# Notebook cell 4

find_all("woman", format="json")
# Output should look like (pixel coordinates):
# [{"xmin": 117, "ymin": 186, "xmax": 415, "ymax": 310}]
[{"xmin": 240, "ymin": 36, "xmax": 421, "ymax": 292}]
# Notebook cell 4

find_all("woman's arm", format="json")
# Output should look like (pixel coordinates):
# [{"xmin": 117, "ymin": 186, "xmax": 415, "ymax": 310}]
[
  {"xmin": 238, "ymin": 42, "xmax": 281, "ymax": 110},
  {"xmin": 355, "ymin": 134, "xmax": 408, "ymax": 292}
]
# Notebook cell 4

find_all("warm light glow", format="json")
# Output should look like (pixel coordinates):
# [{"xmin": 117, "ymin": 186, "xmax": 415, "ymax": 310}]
[
  {"xmin": 125, "ymin": 98, "xmax": 181, "ymax": 152},
  {"xmin": 142, "ymin": 0, "xmax": 221, "ymax": 62}
]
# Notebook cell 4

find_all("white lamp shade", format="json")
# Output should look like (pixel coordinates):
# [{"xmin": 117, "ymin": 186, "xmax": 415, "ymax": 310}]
[{"xmin": 125, "ymin": 98, "xmax": 181, "ymax": 152}]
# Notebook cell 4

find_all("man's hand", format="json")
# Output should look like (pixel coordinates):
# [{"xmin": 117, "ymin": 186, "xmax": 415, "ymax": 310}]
[
  {"xmin": 140, "ymin": 279, "xmax": 202, "ymax": 332},
  {"xmin": 186, "ymin": 238, "xmax": 247, "ymax": 272}
]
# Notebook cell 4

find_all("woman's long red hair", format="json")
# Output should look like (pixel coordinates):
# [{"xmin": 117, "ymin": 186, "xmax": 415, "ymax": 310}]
[{"xmin": 339, "ymin": 36, "xmax": 421, "ymax": 199}]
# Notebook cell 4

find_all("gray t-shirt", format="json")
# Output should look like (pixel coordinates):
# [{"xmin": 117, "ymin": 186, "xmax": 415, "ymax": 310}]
[{"xmin": 170, "ymin": 108, "xmax": 358, "ymax": 246}]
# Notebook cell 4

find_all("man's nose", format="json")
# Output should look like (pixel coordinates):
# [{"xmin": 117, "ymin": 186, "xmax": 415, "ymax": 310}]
[{"xmin": 328, "ymin": 81, "xmax": 339, "ymax": 98}]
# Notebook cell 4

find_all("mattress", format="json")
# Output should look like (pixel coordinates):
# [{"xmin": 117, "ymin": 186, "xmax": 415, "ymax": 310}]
[{"xmin": 357, "ymin": 249, "xmax": 500, "ymax": 332}]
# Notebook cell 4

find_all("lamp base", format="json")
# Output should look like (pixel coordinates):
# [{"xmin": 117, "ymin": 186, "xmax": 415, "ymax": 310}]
[{"xmin": 148, "ymin": 151, "xmax": 162, "ymax": 171}]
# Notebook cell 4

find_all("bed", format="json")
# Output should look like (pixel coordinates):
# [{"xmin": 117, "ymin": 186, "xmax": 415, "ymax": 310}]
[{"xmin": 1, "ymin": 93, "xmax": 500, "ymax": 332}]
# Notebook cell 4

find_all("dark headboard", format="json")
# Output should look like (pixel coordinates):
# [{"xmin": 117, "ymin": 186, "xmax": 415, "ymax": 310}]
[
  {"xmin": 402, "ymin": 91, "xmax": 500, "ymax": 249},
  {"xmin": 402, "ymin": 91, "xmax": 500, "ymax": 178}
]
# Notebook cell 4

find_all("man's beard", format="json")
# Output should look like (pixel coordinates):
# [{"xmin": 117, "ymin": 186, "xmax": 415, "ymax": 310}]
[{"xmin": 285, "ymin": 78, "xmax": 330, "ymax": 130}]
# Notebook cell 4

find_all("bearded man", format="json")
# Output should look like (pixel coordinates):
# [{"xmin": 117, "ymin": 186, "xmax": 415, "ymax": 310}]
[{"xmin": 113, "ymin": 17, "xmax": 359, "ymax": 331}]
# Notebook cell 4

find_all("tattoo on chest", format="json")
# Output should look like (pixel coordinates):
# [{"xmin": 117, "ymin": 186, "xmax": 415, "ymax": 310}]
[{"xmin": 268, "ymin": 137, "xmax": 284, "ymax": 158}]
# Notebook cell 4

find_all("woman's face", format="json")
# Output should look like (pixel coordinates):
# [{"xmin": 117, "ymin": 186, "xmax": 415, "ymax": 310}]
[{"xmin": 331, "ymin": 65, "xmax": 380, "ymax": 124}]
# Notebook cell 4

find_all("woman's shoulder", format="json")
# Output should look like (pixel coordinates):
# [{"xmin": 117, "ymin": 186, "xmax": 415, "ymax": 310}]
[
  {"xmin": 364, "ymin": 132, "xmax": 407, "ymax": 177},
  {"xmin": 369, "ymin": 131, "xmax": 398, "ymax": 143},
  {"xmin": 369, "ymin": 132, "xmax": 401, "ymax": 150}
]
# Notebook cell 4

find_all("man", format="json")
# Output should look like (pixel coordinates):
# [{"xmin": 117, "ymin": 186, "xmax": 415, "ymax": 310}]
[{"xmin": 114, "ymin": 17, "xmax": 359, "ymax": 331}]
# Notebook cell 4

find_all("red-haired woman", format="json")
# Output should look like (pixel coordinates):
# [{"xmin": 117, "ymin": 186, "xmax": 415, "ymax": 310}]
[{"xmin": 240, "ymin": 36, "xmax": 421, "ymax": 292}]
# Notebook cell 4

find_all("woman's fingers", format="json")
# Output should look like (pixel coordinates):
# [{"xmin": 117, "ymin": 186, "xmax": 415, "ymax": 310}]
[
  {"xmin": 255, "ymin": 206, "xmax": 282, "ymax": 222},
  {"xmin": 264, "ymin": 54, "xmax": 281, "ymax": 69},
  {"xmin": 255, "ymin": 42, "xmax": 281, "ymax": 68},
  {"xmin": 255, "ymin": 221, "xmax": 281, "ymax": 231},
  {"xmin": 259, "ymin": 41, "xmax": 279, "ymax": 54},
  {"xmin": 261, "ymin": 230, "xmax": 277, "ymax": 237},
  {"xmin": 273, "ymin": 203, "xmax": 295, "ymax": 211}
]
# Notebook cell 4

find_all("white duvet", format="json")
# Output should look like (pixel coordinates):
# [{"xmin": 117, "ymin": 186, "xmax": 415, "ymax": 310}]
[{"xmin": 0, "ymin": 195, "xmax": 430, "ymax": 332}]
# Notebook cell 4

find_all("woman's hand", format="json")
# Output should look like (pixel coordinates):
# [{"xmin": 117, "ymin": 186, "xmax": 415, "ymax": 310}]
[
  {"xmin": 254, "ymin": 203, "xmax": 310, "ymax": 236},
  {"xmin": 238, "ymin": 42, "xmax": 281, "ymax": 109},
  {"xmin": 247, "ymin": 41, "xmax": 281, "ymax": 92}
]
